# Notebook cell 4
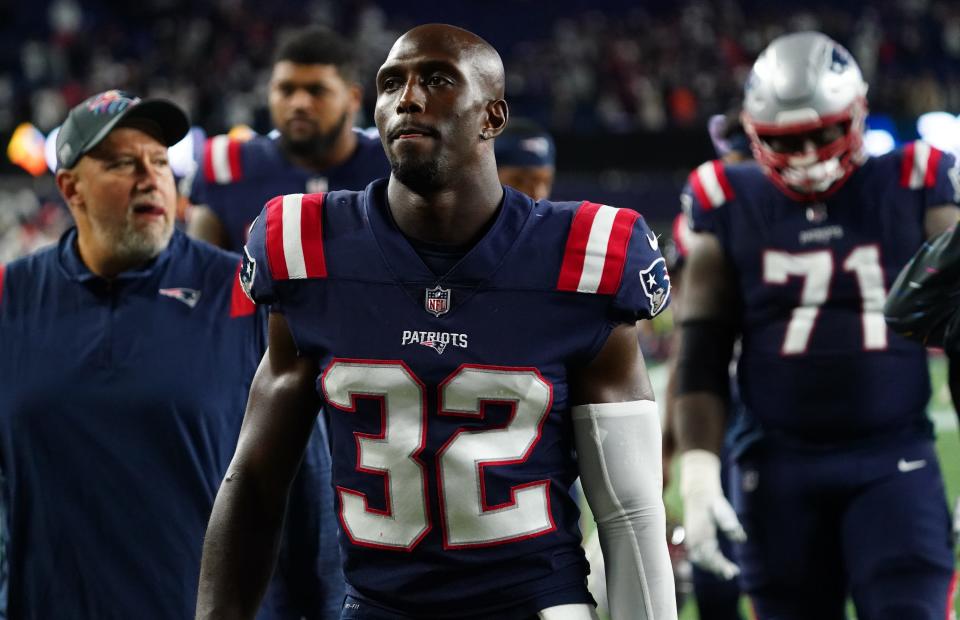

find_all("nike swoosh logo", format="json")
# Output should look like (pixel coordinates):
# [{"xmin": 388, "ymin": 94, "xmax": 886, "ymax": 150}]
[
  {"xmin": 897, "ymin": 458, "xmax": 927, "ymax": 473},
  {"xmin": 647, "ymin": 232, "xmax": 659, "ymax": 251}
]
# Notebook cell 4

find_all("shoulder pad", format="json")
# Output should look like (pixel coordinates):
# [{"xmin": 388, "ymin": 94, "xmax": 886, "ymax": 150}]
[
  {"xmin": 264, "ymin": 193, "xmax": 328, "ymax": 280},
  {"xmin": 556, "ymin": 201, "xmax": 640, "ymax": 295},
  {"xmin": 202, "ymin": 134, "xmax": 244, "ymax": 184},
  {"xmin": 899, "ymin": 141, "xmax": 943, "ymax": 189},
  {"xmin": 687, "ymin": 160, "xmax": 735, "ymax": 210}
]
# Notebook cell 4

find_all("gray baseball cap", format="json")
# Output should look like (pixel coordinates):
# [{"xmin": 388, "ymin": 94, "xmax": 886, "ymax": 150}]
[{"xmin": 55, "ymin": 89, "xmax": 190, "ymax": 170}]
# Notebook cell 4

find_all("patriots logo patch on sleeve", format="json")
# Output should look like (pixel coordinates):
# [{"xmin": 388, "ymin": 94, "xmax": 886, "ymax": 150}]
[
  {"xmin": 639, "ymin": 257, "xmax": 671, "ymax": 317},
  {"xmin": 240, "ymin": 245, "xmax": 257, "ymax": 302}
]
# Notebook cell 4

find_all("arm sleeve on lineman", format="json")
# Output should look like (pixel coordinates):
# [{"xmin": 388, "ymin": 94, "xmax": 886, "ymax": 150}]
[{"xmin": 572, "ymin": 400, "xmax": 678, "ymax": 620}]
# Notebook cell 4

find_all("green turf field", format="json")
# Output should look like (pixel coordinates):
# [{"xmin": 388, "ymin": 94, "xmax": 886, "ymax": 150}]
[{"xmin": 653, "ymin": 356, "xmax": 960, "ymax": 619}]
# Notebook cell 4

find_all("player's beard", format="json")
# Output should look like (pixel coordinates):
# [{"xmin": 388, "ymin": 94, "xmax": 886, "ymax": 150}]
[
  {"xmin": 390, "ymin": 153, "xmax": 445, "ymax": 195},
  {"xmin": 281, "ymin": 111, "xmax": 349, "ymax": 161},
  {"xmin": 92, "ymin": 210, "xmax": 174, "ymax": 267}
]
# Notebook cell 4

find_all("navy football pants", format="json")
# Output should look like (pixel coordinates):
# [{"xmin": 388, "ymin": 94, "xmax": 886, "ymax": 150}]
[
  {"xmin": 732, "ymin": 436, "xmax": 955, "ymax": 620},
  {"xmin": 692, "ymin": 536, "xmax": 744, "ymax": 620}
]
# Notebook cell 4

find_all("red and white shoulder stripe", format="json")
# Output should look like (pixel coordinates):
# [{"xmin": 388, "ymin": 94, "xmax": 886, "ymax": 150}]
[
  {"xmin": 265, "ymin": 193, "xmax": 328, "ymax": 280},
  {"xmin": 688, "ymin": 160, "xmax": 734, "ymax": 210},
  {"xmin": 557, "ymin": 201, "xmax": 640, "ymax": 295},
  {"xmin": 202, "ymin": 135, "xmax": 243, "ymax": 184},
  {"xmin": 900, "ymin": 141, "xmax": 942, "ymax": 189}
]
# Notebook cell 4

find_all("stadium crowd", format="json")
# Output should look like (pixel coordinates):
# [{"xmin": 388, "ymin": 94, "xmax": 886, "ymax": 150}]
[
  {"xmin": 5, "ymin": 0, "xmax": 960, "ymax": 138},
  {"xmin": 5, "ymin": 1, "xmax": 960, "ymax": 267}
]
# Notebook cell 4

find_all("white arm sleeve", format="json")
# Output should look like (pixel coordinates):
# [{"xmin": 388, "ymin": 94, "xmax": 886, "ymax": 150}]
[{"xmin": 572, "ymin": 400, "xmax": 678, "ymax": 620}]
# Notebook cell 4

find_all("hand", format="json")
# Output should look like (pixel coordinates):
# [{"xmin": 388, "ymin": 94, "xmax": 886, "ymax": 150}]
[{"xmin": 679, "ymin": 449, "xmax": 746, "ymax": 580}]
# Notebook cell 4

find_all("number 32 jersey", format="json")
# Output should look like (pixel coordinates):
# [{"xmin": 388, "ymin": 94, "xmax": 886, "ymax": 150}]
[
  {"xmin": 684, "ymin": 142, "xmax": 960, "ymax": 442},
  {"xmin": 242, "ymin": 180, "xmax": 669, "ymax": 617}
]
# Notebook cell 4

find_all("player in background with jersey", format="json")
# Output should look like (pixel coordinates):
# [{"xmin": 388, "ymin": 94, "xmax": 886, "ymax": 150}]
[
  {"xmin": 188, "ymin": 28, "xmax": 391, "ymax": 617},
  {"xmin": 187, "ymin": 26, "xmax": 389, "ymax": 251},
  {"xmin": 197, "ymin": 24, "xmax": 677, "ymax": 620},
  {"xmin": 495, "ymin": 118, "xmax": 555, "ymax": 202},
  {"xmin": 662, "ymin": 109, "xmax": 751, "ymax": 620},
  {"xmin": 493, "ymin": 118, "xmax": 628, "ymax": 615},
  {"xmin": 673, "ymin": 32, "xmax": 959, "ymax": 618}
]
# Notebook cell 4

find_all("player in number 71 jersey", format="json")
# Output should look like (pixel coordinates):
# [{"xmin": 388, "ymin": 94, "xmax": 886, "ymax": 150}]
[
  {"xmin": 197, "ymin": 24, "xmax": 677, "ymax": 620},
  {"xmin": 673, "ymin": 32, "xmax": 959, "ymax": 618}
]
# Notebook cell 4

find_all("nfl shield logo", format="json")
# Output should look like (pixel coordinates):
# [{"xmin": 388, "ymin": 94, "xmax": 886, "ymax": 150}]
[{"xmin": 424, "ymin": 286, "xmax": 451, "ymax": 317}]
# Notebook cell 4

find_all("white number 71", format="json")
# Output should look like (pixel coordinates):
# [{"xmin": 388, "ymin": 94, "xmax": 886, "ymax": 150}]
[{"xmin": 763, "ymin": 245, "xmax": 887, "ymax": 355}]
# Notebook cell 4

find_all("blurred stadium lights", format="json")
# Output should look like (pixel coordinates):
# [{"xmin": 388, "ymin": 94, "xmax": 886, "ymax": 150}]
[
  {"xmin": 43, "ymin": 126, "xmax": 59, "ymax": 174},
  {"xmin": 8, "ymin": 114, "xmax": 960, "ymax": 177},
  {"xmin": 167, "ymin": 127, "xmax": 198, "ymax": 178},
  {"xmin": 916, "ymin": 111, "xmax": 960, "ymax": 155},
  {"xmin": 864, "ymin": 129, "xmax": 896, "ymax": 156},
  {"xmin": 7, "ymin": 123, "xmax": 48, "ymax": 176},
  {"xmin": 863, "ymin": 114, "xmax": 896, "ymax": 156},
  {"xmin": 32, "ymin": 124, "xmax": 209, "ymax": 177}
]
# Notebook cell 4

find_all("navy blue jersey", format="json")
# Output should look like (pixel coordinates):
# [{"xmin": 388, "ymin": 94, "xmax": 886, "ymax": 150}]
[
  {"xmin": 241, "ymin": 182, "xmax": 669, "ymax": 618},
  {"xmin": 683, "ymin": 143, "xmax": 960, "ymax": 442},
  {"xmin": 0, "ymin": 231, "xmax": 266, "ymax": 619},
  {"xmin": 189, "ymin": 129, "xmax": 390, "ymax": 252}
]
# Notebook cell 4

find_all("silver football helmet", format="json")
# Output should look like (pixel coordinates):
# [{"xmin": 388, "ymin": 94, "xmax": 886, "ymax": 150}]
[{"xmin": 742, "ymin": 31, "xmax": 868, "ymax": 200}]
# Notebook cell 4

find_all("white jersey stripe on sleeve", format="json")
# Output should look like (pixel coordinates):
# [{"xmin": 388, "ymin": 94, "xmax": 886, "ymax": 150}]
[
  {"xmin": 910, "ymin": 141, "xmax": 931, "ymax": 189},
  {"xmin": 696, "ymin": 161, "xmax": 726, "ymax": 207},
  {"xmin": 282, "ymin": 193, "xmax": 307, "ymax": 279},
  {"xmin": 210, "ymin": 135, "xmax": 233, "ymax": 184},
  {"xmin": 577, "ymin": 204, "xmax": 618, "ymax": 293}
]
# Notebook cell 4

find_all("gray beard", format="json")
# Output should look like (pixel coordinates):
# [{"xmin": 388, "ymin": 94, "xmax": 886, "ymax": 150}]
[{"xmin": 95, "ymin": 216, "xmax": 173, "ymax": 268}]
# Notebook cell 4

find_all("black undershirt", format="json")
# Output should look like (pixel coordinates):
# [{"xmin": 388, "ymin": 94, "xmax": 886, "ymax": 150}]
[{"xmin": 408, "ymin": 237, "xmax": 472, "ymax": 276}]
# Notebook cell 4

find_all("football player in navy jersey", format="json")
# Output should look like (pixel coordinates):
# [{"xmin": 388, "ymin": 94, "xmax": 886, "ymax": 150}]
[
  {"xmin": 494, "ymin": 118, "xmax": 555, "ymax": 202},
  {"xmin": 663, "ymin": 109, "xmax": 750, "ymax": 620},
  {"xmin": 187, "ymin": 26, "xmax": 389, "ymax": 252},
  {"xmin": 0, "ymin": 91, "xmax": 313, "ymax": 619},
  {"xmin": 674, "ymin": 32, "xmax": 960, "ymax": 618},
  {"xmin": 187, "ymin": 27, "xmax": 390, "ymax": 617},
  {"xmin": 198, "ymin": 24, "xmax": 677, "ymax": 620}
]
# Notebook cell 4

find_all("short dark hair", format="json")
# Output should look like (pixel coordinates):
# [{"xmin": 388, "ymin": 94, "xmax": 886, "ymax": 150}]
[{"xmin": 273, "ymin": 27, "xmax": 358, "ymax": 82}]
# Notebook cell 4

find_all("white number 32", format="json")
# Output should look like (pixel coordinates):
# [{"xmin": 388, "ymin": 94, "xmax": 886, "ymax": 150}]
[{"xmin": 321, "ymin": 361, "xmax": 555, "ymax": 550}]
